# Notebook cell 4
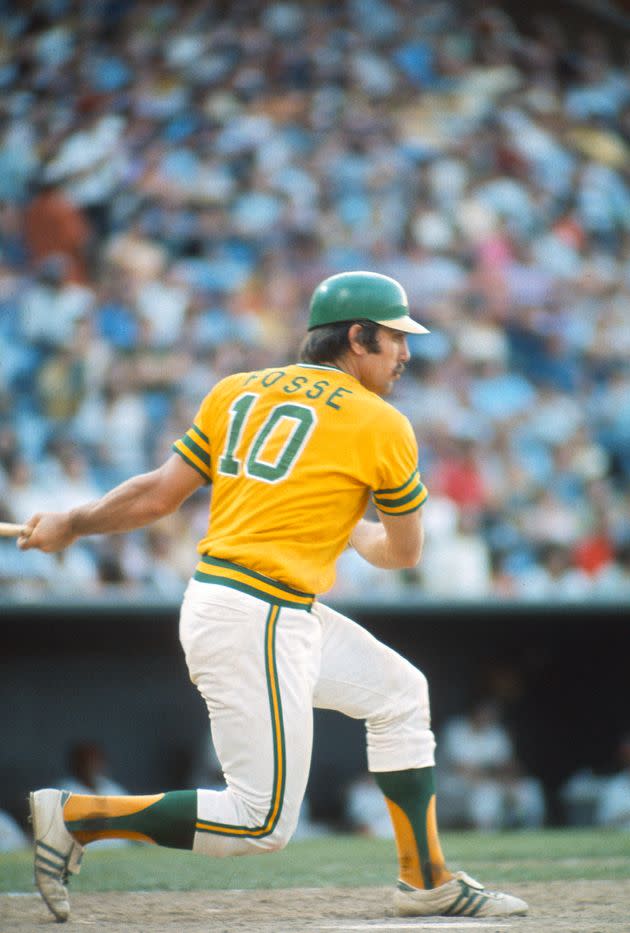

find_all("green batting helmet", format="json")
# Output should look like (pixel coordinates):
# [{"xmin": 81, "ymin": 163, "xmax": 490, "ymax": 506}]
[{"xmin": 307, "ymin": 271, "xmax": 429, "ymax": 334}]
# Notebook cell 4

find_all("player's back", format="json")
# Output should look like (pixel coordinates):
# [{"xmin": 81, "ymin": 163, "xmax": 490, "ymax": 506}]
[{"xmin": 175, "ymin": 363, "xmax": 424, "ymax": 597}]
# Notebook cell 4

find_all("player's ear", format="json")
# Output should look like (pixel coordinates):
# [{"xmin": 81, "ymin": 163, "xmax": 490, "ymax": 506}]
[{"xmin": 347, "ymin": 322, "xmax": 369, "ymax": 355}]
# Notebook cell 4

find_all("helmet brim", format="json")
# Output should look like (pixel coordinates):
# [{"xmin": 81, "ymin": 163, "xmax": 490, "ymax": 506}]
[{"xmin": 377, "ymin": 315, "xmax": 430, "ymax": 335}]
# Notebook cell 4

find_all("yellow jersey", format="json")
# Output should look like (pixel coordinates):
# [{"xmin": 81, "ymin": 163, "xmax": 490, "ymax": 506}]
[{"xmin": 173, "ymin": 363, "xmax": 427, "ymax": 607}]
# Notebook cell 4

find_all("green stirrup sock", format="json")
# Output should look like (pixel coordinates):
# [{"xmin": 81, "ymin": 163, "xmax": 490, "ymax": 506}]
[
  {"xmin": 65, "ymin": 790, "xmax": 198, "ymax": 850},
  {"xmin": 375, "ymin": 767, "xmax": 450, "ymax": 889}
]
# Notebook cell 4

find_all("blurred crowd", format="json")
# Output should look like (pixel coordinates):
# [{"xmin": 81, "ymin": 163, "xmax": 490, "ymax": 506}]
[
  {"xmin": 346, "ymin": 698, "xmax": 546, "ymax": 834},
  {"xmin": 1, "ymin": 0, "xmax": 630, "ymax": 601},
  {"xmin": 345, "ymin": 703, "xmax": 630, "ymax": 834}
]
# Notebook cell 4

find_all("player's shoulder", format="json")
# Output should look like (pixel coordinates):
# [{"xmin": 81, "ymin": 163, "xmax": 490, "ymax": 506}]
[
  {"xmin": 358, "ymin": 393, "xmax": 418, "ymax": 459},
  {"xmin": 193, "ymin": 372, "xmax": 258, "ymax": 423},
  {"xmin": 206, "ymin": 370, "xmax": 260, "ymax": 400},
  {"xmin": 363, "ymin": 389, "xmax": 413, "ymax": 431}
]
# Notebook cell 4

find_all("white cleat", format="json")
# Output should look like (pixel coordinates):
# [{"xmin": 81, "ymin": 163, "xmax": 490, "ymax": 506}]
[
  {"xmin": 394, "ymin": 870, "xmax": 528, "ymax": 917},
  {"xmin": 30, "ymin": 788, "xmax": 84, "ymax": 923}
]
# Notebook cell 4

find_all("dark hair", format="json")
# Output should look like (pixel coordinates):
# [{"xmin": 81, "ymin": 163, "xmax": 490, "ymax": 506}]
[{"xmin": 299, "ymin": 320, "xmax": 381, "ymax": 366}]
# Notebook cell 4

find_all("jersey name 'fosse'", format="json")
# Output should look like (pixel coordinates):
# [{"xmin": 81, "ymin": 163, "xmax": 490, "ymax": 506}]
[{"xmin": 173, "ymin": 363, "xmax": 428, "ymax": 596}]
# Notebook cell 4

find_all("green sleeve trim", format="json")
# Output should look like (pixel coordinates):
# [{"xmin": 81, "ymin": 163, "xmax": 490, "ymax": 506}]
[
  {"xmin": 375, "ymin": 487, "xmax": 428, "ymax": 515},
  {"xmin": 191, "ymin": 422, "xmax": 209, "ymax": 444},
  {"xmin": 181, "ymin": 433, "xmax": 211, "ymax": 468},
  {"xmin": 373, "ymin": 481, "xmax": 425, "ymax": 508},
  {"xmin": 375, "ymin": 468, "xmax": 419, "ymax": 496},
  {"xmin": 171, "ymin": 444, "xmax": 211, "ymax": 483},
  {"xmin": 375, "ymin": 500, "xmax": 426, "ymax": 516}
]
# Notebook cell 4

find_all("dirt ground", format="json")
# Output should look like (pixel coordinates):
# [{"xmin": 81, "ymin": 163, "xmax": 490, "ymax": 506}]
[{"xmin": 2, "ymin": 881, "xmax": 630, "ymax": 932}]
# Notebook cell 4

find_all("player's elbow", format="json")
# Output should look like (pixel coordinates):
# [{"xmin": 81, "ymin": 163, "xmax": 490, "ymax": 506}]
[
  {"xmin": 380, "ymin": 513, "xmax": 424, "ymax": 569},
  {"xmin": 145, "ymin": 490, "xmax": 179, "ymax": 521},
  {"xmin": 401, "ymin": 553, "xmax": 422, "ymax": 570},
  {"xmin": 133, "ymin": 468, "xmax": 187, "ymax": 521},
  {"xmin": 391, "ymin": 538, "xmax": 423, "ymax": 569},
  {"xmin": 396, "ymin": 550, "xmax": 422, "ymax": 570}
]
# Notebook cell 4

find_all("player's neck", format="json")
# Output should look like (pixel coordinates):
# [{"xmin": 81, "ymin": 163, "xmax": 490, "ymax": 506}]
[{"xmin": 331, "ymin": 355, "xmax": 361, "ymax": 384}]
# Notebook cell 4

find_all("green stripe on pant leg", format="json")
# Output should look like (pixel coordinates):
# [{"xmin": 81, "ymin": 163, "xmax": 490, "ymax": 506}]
[
  {"xmin": 65, "ymin": 791, "xmax": 198, "ymax": 850},
  {"xmin": 195, "ymin": 603, "xmax": 286, "ymax": 838},
  {"xmin": 375, "ymin": 767, "xmax": 436, "ymax": 888}
]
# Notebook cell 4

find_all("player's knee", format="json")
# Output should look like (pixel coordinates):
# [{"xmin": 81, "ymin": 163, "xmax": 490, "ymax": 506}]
[
  {"xmin": 254, "ymin": 819, "xmax": 294, "ymax": 853},
  {"xmin": 264, "ymin": 827, "xmax": 292, "ymax": 852},
  {"xmin": 410, "ymin": 665, "xmax": 430, "ymax": 715},
  {"xmin": 369, "ymin": 661, "xmax": 431, "ymax": 733},
  {"xmin": 393, "ymin": 660, "xmax": 430, "ymax": 717},
  {"xmin": 243, "ymin": 801, "xmax": 298, "ymax": 854}
]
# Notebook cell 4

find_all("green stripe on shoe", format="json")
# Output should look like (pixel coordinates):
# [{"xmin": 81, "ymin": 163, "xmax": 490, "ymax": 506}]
[
  {"xmin": 467, "ymin": 893, "xmax": 490, "ymax": 916},
  {"xmin": 35, "ymin": 853, "xmax": 67, "ymax": 871},
  {"xmin": 444, "ymin": 888, "xmax": 467, "ymax": 915},
  {"xmin": 36, "ymin": 840, "xmax": 70, "ymax": 860},
  {"xmin": 35, "ymin": 865, "xmax": 67, "ymax": 881},
  {"xmin": 455, "ymin": 891, "xmax": 480, "ymax": 915}
]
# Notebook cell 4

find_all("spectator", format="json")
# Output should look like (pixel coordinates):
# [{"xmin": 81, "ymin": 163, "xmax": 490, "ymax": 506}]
[
  {"xmin": 596, "ymin": 734, "xmax": 630, "ymax": 829},
  {"xmin": 345, "ymin": 772, "xmax": 393, "ymax": 838},
  {"xmin": 19, "ymin": 256, "xmax": 94, "ymax": 350},
  {"xmin": 559, "ymin": 767, "xmax": 605, "ymax": 827},
  {"xmin": 58, "ymin": 742, "xmax": 131, "ymax": 849},
  {"xmin": 420, "ymin": 509, "xmax": 492, "ymax": 599},
  {"xmin": 594, "ymin": 540, "xmax": 630, "ymax": 600},
  {"xmin": 0, "ymin": 808, "xmax": 29, "ymax": 852},
  {"xmin": 438, "ymin": 699, "xmax": 546, "ymax": 831},
  {"xmin": 22, "ymin": 180, "xmax": 93, "ymax": 285},
  {"xmin": 60, "ymin": 742, "xmax": 128, "ymax": 798},
  {"xmin": 515, "ymin": 543, "xmax": 592, "ymax": 601},
  {"xmin": 431, "ymin": 439, "xmax": 489, "ymax": 514},
  {"xmin": 0, "ymin": 1, "xmax": 628, "ymax": 604}
]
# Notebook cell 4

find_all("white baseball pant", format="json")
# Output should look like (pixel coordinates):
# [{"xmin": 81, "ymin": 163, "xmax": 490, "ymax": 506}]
[{"xmin": 179, "ymin": 579, "xmax": 435, "ymax": 857}]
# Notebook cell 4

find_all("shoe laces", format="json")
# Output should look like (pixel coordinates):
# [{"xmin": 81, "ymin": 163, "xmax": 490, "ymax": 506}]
[
  {"xmin": 454, "ymin": 871, "xmax": 485, "ymax": 889},
  {"xmin": 455, "ymin": 871, "xmax": 505, "ymax": 902}
]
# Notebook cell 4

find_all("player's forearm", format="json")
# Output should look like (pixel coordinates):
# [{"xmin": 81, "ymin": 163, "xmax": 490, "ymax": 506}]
[
  {"xmin": 68, "ymin": 471, "xmax": 175, "ymax": 537},
  {"xmin": 350, "ymin": 518, "xmax": 422, "ymax": 570},
  {"xmin": 19, "ymin": 454, "xmax": 204, "ymax": 553}
]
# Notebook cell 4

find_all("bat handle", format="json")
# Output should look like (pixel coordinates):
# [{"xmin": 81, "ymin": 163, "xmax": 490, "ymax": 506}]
[{"xmin": 0, "ymin": 522, "xmax": 28, "ymax": 538}]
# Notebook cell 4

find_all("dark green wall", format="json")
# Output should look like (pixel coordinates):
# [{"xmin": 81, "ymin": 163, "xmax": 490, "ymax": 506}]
[{"xmin": 1, "ymin": 601, "xmax": 628, "ymax": 829}]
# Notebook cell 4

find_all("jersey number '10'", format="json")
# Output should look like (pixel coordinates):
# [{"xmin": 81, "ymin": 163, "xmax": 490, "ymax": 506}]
[{"xmin": 218, "ymin": 393, "xmax": 317, "ymax": 484}]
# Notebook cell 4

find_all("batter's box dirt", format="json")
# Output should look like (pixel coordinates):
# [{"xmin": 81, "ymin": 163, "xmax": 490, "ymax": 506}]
[{"xmin": 2, "ymin": 881, "xmax": 630, "ymax": 932}]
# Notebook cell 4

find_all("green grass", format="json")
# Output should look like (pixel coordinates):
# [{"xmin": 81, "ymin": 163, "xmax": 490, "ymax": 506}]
[{"xmin": 2, "ymin": 830, "xmax": 629, "ymax": 894}]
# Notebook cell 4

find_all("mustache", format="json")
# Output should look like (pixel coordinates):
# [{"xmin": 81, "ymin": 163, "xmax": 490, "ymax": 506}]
[{"xmin": 394, "ymin": 363, "xmax": 406, "ymax": 376}]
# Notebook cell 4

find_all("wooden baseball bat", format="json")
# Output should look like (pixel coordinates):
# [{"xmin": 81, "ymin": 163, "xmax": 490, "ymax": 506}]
[{"xmin": 0, "ymin": 522, "xmax": 27, "ymax": 538}]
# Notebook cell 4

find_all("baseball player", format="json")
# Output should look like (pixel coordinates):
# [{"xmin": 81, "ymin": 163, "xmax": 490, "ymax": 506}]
[{"xmin": 21, "ymin": 271, "xmax": 527, "ymax": 921}]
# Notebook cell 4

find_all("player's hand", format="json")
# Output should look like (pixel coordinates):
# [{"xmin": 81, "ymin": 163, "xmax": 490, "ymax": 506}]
[{"xmin": 17, "ymin": 512, "xmax": 77, "ymax": 553}]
